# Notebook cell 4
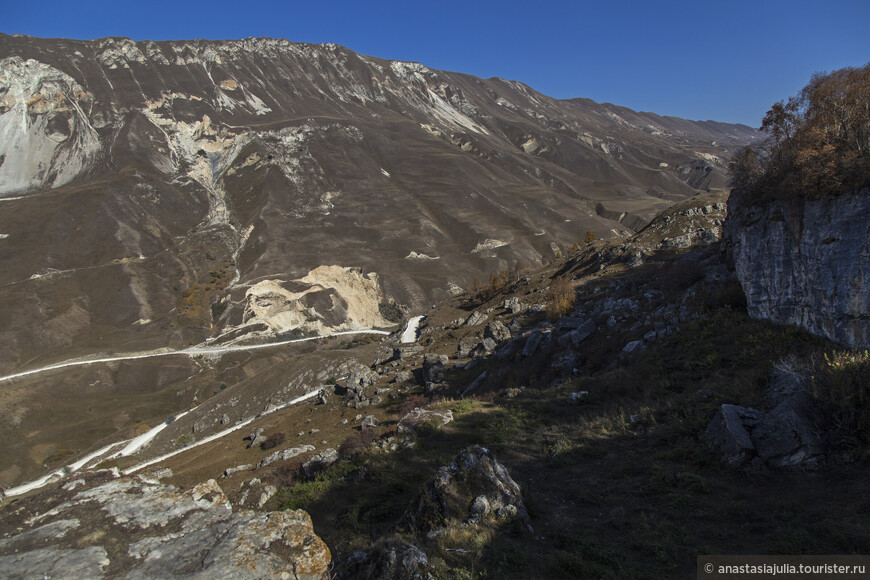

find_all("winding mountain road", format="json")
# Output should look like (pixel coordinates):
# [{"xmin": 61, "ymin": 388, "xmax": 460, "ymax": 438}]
[
  {"xmin": 0, "ymin": 329, "xmax": 392, "ymax": 384},
  {"xmin": 1, "ymin": 329, "xmax": 395, "ymax": 497}
]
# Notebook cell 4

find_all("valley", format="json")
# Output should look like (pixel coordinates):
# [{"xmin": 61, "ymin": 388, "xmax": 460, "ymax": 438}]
[{"xmin": 0, "ymin": 32, "xmax": 868, "ymax": 580}]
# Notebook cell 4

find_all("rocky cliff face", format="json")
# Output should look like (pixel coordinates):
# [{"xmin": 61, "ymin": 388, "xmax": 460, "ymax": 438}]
[{"xmin": 725, "ymin": 189, "xmax": 870, "ymax": 348}]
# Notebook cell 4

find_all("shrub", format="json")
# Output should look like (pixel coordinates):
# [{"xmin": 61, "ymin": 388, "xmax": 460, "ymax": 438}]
[
  {"xmin": 812, "ymin": 350, "xmax": 870, "ymax": 456},
  {"xmin": 260, "ymin": 432, "xmax": 286, "ymax": 451},
  {"xmin": 271, "ymin": 464, "xmax": 296, "ymax": 487},
  {"xmin": 545, "ymin": 277, "xmax": 575, "ymax": 320},
  {"xmin": 210, "ymin": 300, "xmax": 228, "ymax": 320},
  {"xmin": 338, "ymin": 428, "xmax": 378, "ymax": 458},
  {"xmin": 400, "ymin": 393, "xmax": 428, "ymax": 417},
  {"xmin": 174, "ymin": 434, "xmax": 194, "ymax": 449}
]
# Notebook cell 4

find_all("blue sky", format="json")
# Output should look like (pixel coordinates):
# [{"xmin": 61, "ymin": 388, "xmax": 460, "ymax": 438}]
[{"xmin": 3, "ymin": 0, "xmax": 868, "ymax": 126}]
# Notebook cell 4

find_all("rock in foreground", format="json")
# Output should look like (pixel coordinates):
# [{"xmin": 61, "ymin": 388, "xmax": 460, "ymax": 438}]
[{"xmin": 0, "ymin": 472, "xmax": 330, "ymax": 579}]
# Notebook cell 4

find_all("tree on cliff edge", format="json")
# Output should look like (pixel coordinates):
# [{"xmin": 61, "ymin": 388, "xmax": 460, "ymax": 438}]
[{"xmin": 731, "ymin": 62, "xmax": 870, "ymax": 198}]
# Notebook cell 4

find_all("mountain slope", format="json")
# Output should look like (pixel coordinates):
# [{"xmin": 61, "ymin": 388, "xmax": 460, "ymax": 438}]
[
  {"xmin": 0, "ymin": 34, "xmax": 757, "ymax": 366},
  {"xmin": 0, "ymin": 34, "xmax": 758, "ymax": 487}
]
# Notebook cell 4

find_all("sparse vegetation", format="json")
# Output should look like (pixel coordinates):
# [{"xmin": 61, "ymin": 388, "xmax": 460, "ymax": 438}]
[
  {"xmin": 338, "ymin": 428, "xmax": 378, "ymax": 458},
  {"xmin": 812, "ymin": 349, "xmax": 870, "ymax": 458},
  {"xmin": 401, "ymin": 393, "xmax": 428, "ymax": 413},
  {"xmin": 466, "ymin": 263, "xmax": 531, "ymax": 304},
  {"xmin": 544, "ymin": 277, "xmax": 575, "ymax": 319}
]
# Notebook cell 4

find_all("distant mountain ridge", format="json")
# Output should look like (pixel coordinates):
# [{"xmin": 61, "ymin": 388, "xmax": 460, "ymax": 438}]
[{"xmin": 0, "ymin": 33, "xmax": 757, "ymax": 371}]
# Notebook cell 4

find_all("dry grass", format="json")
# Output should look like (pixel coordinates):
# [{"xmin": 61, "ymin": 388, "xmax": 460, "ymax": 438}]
[{"xmin": 545, "ymin": 277, "xmax": 575, "ymax": 320}]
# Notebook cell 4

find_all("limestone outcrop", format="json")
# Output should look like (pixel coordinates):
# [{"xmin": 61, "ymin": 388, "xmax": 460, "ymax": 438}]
[
  {"xmin": 0, "ymin": 472, "xmax": 331, "ymax": 579},
  {"xmin": 725, "ymin": 189, "xmax": 870, "ymax": 347}
]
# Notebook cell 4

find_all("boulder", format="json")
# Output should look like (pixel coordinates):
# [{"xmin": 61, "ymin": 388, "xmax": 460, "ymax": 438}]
[
  {"xmin": 392, "ymin": 370, "xmax": 413, "ymax": 384},
  {"xmin": 372, "ymin": 345, "xmax": 399, "ymax": 367},
  {"xmin": 348, "ymin": 366, "xmax": 377, "ymax": 389},
  {"xmin": 622, "ymin": 340, "xmax": 644, "ymax": 354},
  {"xmin": 470, "ymin": 337, "xmax": 497, "ymax": 357},
  {"xmin": 484, "ymin": 320, "xmax": 511, "ymax": 343},
  {"xmin": 456, "ymin": 334, "xmax": 479, "ymax": 358},
  {"xmin": 246, "ymin": 427, "xmax": 264, "ymax": 449},
  {"xmin": 556, "ymin": 319, "xmax": 596, "ymax": 349},
  {"xmin": 422, "ymin": 354, "xmax": 449, "ymax": 385},
  {"xmin": 465, "ymin": 311, "xmax": 487, "ymax": 326},
  {"xmin": 397, "ymin": 408, "xmax": 454, "ymax": 434},
  {"xmin": 555, "ymin": 317, "xmax": 586, "ymax": 331},
  {"xmin": 705, "ymin": 404, "xmax": 761, "ymax": 468},
  {"xmin": 522, "ymin": 330, "xmax": 549, "ymax": 357},
  {"xmin": 361, "ymin": 415, "xmax": 380, "ymax": 429},
  {"xmin": 338, "ymin": 539, "xmax": 433, "ymax": 580},
  {"xmin": 752, "ymin": 367, "xmax": 824, "ymax": 469},
  {"xmin": 552, "ymin": 350, "xmax": 579, "ymax": 371},
  {"xmin": 402, "ymin": 445, "xmax": 528, "ymax": 537},
  {"xmin": 0, "ymin": 475, "xmax": 330, "ymax": 579},
  {"xmin": 706, "ymin": 367, "xmax": 825, "ymax": 470},
  {"xmin": 258, "ymin": 445, "xmax": 316, "ymax": 469},
  {"xmin": 223, "ymin": 464, "xmax": 252, "ymax": 478},
  {"xmin": 462, "ymin": 370, "xmax": 489, "ymax": 396}
]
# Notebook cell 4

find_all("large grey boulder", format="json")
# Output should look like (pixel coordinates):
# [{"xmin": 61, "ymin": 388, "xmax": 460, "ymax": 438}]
[
  {"xmin": 706, "ymin": 367, "xmax": 825, "ymax": 470},
  {"xmin": 465, "ymin": 311, "xmax": 487, "ymax": 326},
  {"xmin": 397, "ymin": 408, "xmax": 454, "ymax": 434},
  {"xmin": 522, "ymin": 330, "xmax": 550, "ymax": 357},
  {"xmin": 752, "ymin": 367, "xmax": 824, "ymax": 469},
  {"xmin": 503, "ymin": 297, "xmax": 527, "ymax": 314},
  {"xmin": 301, "ymin": 448, "xmax": 340, "ymax": 479},
  {"xmin": 348, "ymin": 365, "xmax": 378, "ymax": 389},
  {"xmin": 456, "ymin": 334, "xmax": 479, "ymax": 358},
  {"xmin": 372, "ymin": 345, "xmax": 399, "ymax": 367},
  {"xmin": 257, "ymin": 444, "xmax": 316, "ymax": 469},
  {"xmin": 421, "ymin": 354, "xmax": 449, "ymax": 386},
  {"xmin": 470, "ymin": 337, "xmax": 497, "ymax": 357},
  {"xmin": 0, "ymin": 474, "xmax": 331, "ymax": 579},
  {"xmin": 556, "ymin": 319, "xmax": 596, "ymax": 349},
  {"xmin": 484, "ymin": 320, "xmax": 511, "ymax": 343},
  {"xmin": 705, "ymin": 404, "xmax": 761, "ymax": 468}
]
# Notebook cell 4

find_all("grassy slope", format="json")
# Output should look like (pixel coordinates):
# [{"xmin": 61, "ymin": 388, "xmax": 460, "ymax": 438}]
[{"xmin": 266, "ymin": 247, "xmax": 870, "ymax": 579}]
